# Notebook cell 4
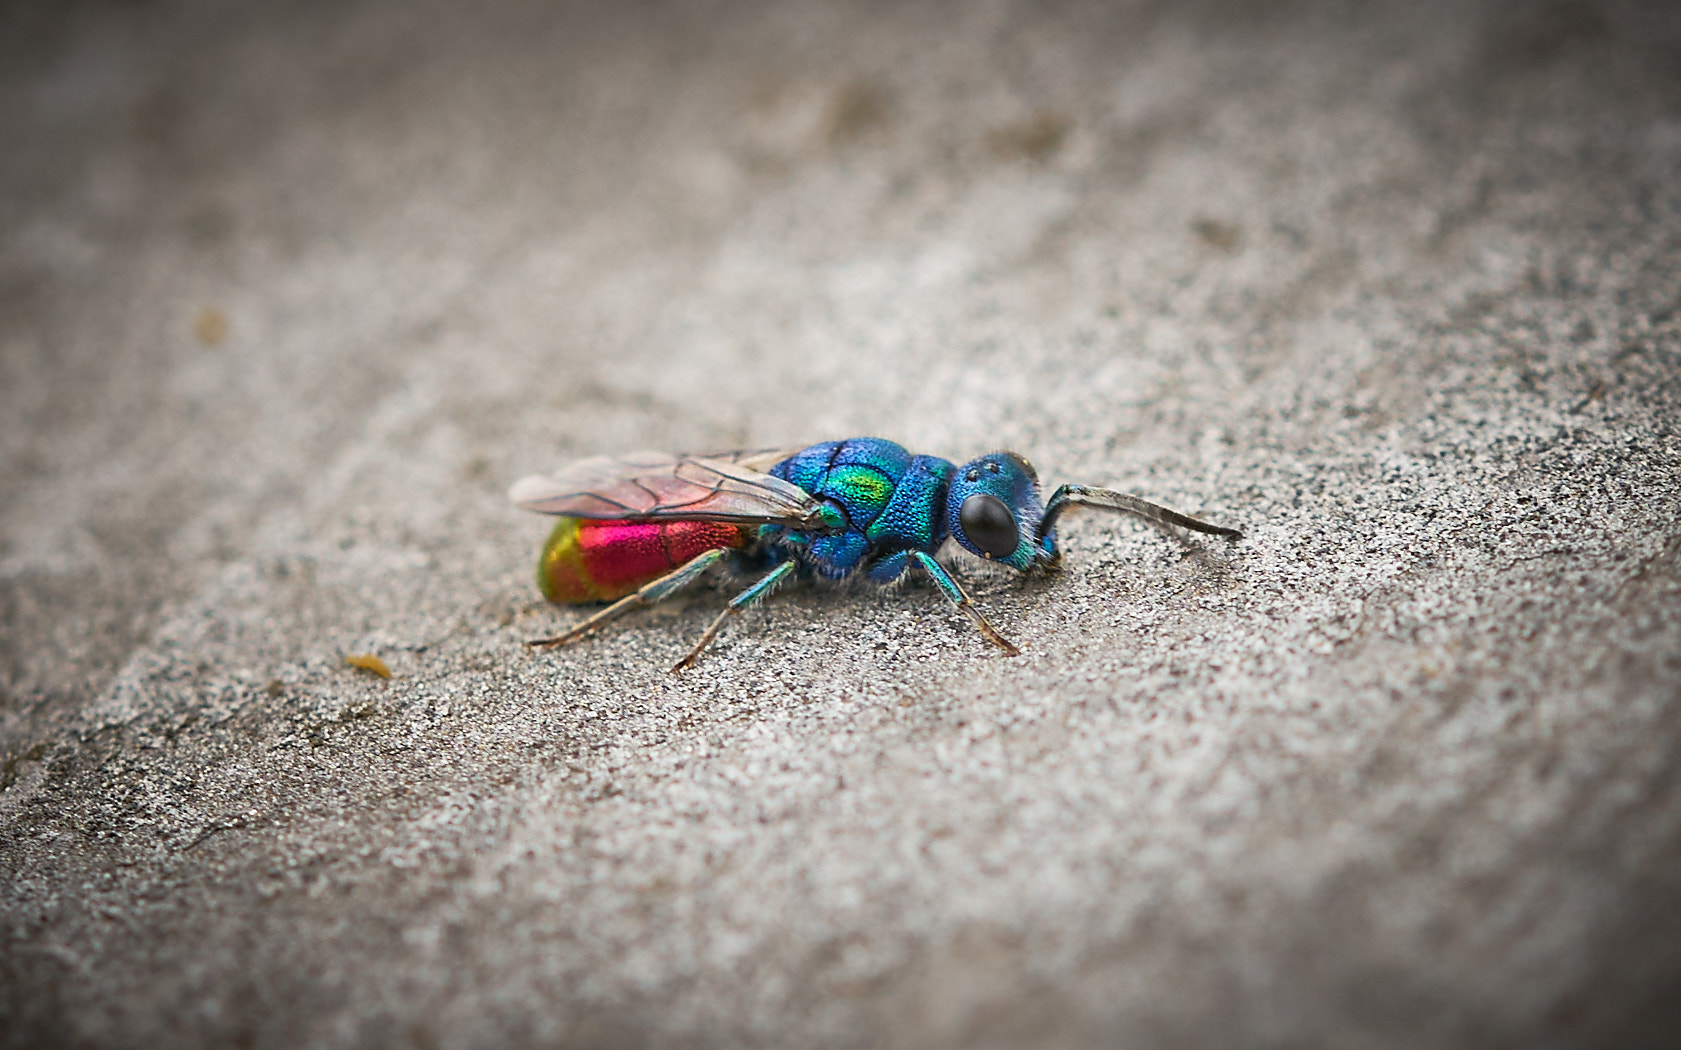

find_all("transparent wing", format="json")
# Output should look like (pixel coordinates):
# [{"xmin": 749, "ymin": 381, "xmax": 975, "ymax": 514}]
[
  {"xmin": 707, "ymin": 446, "xmax": 804, "ymax": 473},
  {"xmin": 509, "ymin": 449, "xmax": 829, "ymax": 529}
]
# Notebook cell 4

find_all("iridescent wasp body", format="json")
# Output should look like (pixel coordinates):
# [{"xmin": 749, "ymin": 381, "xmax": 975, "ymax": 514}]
[{"xmin": 510, "ymin": 438, "xmax": 1240, "ymax": 670}]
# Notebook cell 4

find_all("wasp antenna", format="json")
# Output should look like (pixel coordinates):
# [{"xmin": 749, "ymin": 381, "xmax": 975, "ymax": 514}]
[{"xmin": 1041, "ymin": 485, "xmax": 1241, "ymax": 540}]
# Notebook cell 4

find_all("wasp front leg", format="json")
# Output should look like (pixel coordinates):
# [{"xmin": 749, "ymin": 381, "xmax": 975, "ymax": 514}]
[{"xmin": 910, "ymin": 552, "xmax": 1020, "ymax": 657}]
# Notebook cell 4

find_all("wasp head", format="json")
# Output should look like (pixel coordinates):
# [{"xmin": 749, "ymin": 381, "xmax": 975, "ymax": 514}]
[{"xmin": 945, "ymin": 452, "xmax": 1053, "ymax": 571}]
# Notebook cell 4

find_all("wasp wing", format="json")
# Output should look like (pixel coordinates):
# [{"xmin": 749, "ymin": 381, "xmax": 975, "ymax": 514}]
[
  {"xmin": 705, "ymin": 446, "xmax": 804, "ymax": 473},
  {"xmin": 509, "ymin": 450, "xmax": 827, "ymax": 530}
]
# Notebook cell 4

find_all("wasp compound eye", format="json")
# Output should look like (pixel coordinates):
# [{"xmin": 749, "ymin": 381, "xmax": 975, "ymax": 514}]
[{"xmin": 960, "ymin": 493, "xmax": 1019, "ymax": 558}]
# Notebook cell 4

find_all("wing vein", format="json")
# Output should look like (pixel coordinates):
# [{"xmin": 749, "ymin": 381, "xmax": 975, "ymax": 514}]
[{"xmin": 510, "ymin": 450, "xmax": 826, "ymax": 530}]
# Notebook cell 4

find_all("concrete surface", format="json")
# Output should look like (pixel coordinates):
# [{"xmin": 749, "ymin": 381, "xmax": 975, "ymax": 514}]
[{"xmin": 3, "ymin": 0, "xmax": 1680, "ymax": 1047}]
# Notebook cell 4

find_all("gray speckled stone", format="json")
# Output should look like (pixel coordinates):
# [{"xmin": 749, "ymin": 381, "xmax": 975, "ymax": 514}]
[{"xmin": 3, "ymin": 1, "xmax": 1679, "ymax": 1047}]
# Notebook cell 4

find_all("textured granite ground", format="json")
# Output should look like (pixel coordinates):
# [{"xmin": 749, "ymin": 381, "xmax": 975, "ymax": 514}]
[{"xmin": 3, "ymin": 1, "xmax": 1680, "ymax": 1047}]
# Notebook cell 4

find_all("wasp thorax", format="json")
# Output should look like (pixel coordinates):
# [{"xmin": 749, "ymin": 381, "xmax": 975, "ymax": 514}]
[{"xmin": 960, "ymin": 493, "xmax": 1019, "ymax": 558}]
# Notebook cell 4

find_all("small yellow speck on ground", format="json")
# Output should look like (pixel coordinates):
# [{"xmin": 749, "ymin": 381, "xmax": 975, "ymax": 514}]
[
  {"xmin": 344, "ymin": 654, "xmax": 391, "ymax": 678},
  {"xmin": 194, "ymin": 307, "xmax": 229, "ymax": 345}
]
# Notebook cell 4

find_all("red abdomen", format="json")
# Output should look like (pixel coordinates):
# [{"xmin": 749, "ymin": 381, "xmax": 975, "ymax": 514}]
[{"xmin": 537, "ymin": 518, "xmax": 750, "ymax": 603}]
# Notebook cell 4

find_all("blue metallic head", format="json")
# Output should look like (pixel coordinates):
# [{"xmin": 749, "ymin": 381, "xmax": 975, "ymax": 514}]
[{"xmin": 945, "ymin": 452, "xmax": 1049, "ymax": 570}]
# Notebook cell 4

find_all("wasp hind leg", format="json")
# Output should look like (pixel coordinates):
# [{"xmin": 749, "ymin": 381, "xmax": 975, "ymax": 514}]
[
  {"xmin": 527, "ymin": 547, "xmax": 735, "ymax": 651},
  {"xmin": 672, "ymin": 561, "xmax": 797, "ymax": 672},
  {"xmin": 911, "ymin": 552, "xmax": 1021, "ymax": 657}
]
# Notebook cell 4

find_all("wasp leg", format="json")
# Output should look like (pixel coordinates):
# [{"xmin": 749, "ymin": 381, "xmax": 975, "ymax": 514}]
[
  {"xmin": 527, "ymin": 547, "xmax": 734, "ymax": 651},
  {"xmin": 672, "ymin": 561, "xmax": 796, "ymax": 672},
  {"xmin": 865, "ymin": 549, "xmax": 911, "ymax": 584},
  {"xmin": 911, "ymin": 552, "xmax": 1021, "ymax": 657}
]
